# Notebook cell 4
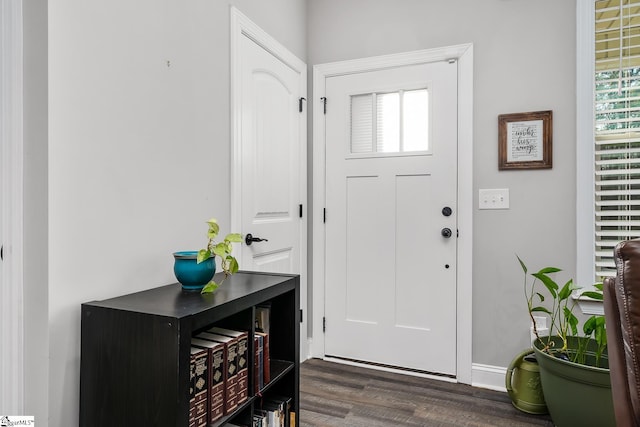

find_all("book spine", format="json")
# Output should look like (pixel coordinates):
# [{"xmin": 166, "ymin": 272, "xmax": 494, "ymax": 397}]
[
  {"xmin": 254, "ymin": 336, "xmax": 260, "ymax": 394},
  {"xmin": 190, "ymin": 348, "xmax": 208, "ymax": 426},
  {"xmin": 194, "ymin": 413, "xmax": 207, "ymax": 427},
  {"xmin": 257, "ymin": 334, "xmax": 264, "ymax": 391},
  {"xmin": 257, "ymin": 332, "xmax": 270, "ymax": 384},
  {"xmin": 210, "ymin": 345, "xmax": 225, "ymax": 422},
  {"xmin": 226, "ymin": 338, "xmax": 239, "ymax": 413},
  {"xmin": 236, "ymin": 332, "xmax": 249, "ymax": 404},
  {"xmin": 189, "ymin": 351, "xmax": 195, "ymax": 426}
]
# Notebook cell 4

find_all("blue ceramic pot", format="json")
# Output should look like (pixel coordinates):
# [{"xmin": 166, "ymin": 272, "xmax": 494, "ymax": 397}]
[{"xmin": 173, "ymin": 251, "xmax": 216, "ymax": 291}]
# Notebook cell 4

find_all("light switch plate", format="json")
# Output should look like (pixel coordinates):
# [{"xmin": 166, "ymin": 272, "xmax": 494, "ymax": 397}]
[{"xmin": 479, "ymin": 188, "xmax": 509, "ymax": 210}]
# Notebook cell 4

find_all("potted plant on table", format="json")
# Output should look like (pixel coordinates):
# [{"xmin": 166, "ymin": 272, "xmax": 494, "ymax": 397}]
[
  {"xmin": 517, "ymin": 256, "xmax": 614, "ymax": 427},
  {"xmin": 173, "ymin": 218, "xmax": 242, "ymax": 293}
]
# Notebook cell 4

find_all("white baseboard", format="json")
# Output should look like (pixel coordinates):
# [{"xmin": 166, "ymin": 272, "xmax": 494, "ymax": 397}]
[
  {"xmin": 471, "ymin": 363, "xmax": 507, "ymax": 392},
  {"xmin": 304, "ymin": 348, "xmax": 509, "ymax": 394}
]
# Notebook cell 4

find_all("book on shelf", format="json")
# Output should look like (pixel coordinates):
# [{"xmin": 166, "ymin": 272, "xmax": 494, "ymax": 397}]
[
  {"xmin": 254, "ymin": 334, "xmax": 264, "ymax": 393},
  {"xmin": 189, "ymin": 346, "xmax": 208, "ymax": 427},
  {"xmin": 191, "ymin": 338, "xmax": 226, "ymax": 423},
  {"xmin": 196, "ymin": 332, "xmax": 239, "ymax": 414},
  {"xmin": 253, "ymin": 409, "xmax": 268, "ymax": 427},
  {"xmin": 261, "ymin": 400, "xmax": 284, "ymax": 427},
  {"xmin": 255, "ymin": 303, "xmax": 271, "ymax": 334},
  {"xmin": 255, "ymin": 331, "xmax": 270, "ymax": 384},
  {"xmin": 262, "ymin": 395, "xmax": 292, "ymax": 427},
  {"xmin": 270, "ymin": 395, "xmax": 293, "ymax": 427},
  {"xmin": 206, "ymin": 326, "xmax": 249, "ymax": 404},
  {"xmin": 191, "ymin": 414, "xmax": 207, "ymax": 427}
]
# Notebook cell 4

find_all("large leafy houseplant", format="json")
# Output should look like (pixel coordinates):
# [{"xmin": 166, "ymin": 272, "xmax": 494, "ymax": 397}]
[
  {"xmin": 518, "ymin": 256, "xmax": 606, "ymax": 366},
  {"xmin": 517, "ymin": 256, "xmax": 615, "ymax": 427},
  {"xmin": 197, "ymin": 218, "xmax": 242, "ymax": 293}
]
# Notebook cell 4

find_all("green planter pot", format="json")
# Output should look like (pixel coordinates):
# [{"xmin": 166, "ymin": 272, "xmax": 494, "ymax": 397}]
[{"xmin": 533, "ymin": 336, "xmax": 614, "ymax": 427}]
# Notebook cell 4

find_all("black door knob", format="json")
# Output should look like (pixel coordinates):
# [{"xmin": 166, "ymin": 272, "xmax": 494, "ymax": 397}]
[
  {"xmin": 245, "ymin": 233, "xmax": 269, "ymax": 246},
  {"xmin": 441, "ymin": 228, "xmax": 452, "ymax": 238},
  {"xmin": 442, "ymin": 206, "xmax": 452, "ymax": 217}
]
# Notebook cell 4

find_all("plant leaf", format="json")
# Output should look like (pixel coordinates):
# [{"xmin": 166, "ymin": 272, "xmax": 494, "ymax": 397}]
[
  {"xmin": 558, "ymin": 279, "xmax": 575, "ymax": 301},
  {"xmin": 594, "ymin": 282, "xmax": 604, "ymax": 291},
  {"xmin": 516, "ymin": 255, "xmax": 528, "ymax": 274},
  {"xmin": 532, "ymin": 272, "xmax": 559, "ymax": 298},
  {"xmin": 207, "ymin": 218, "xmax": 220, "ymax": 239},
  {"xmin": 564, "ymin": 306, "xmax": 579, "ymax": 336},
  {"xmin": 538, "ymin": 267, "xmax": 562, "ymax": 274},
  {"xmin": 200, "ymin": 280, "xmax": 219, "ymax": 294},
  {"xmin": 531, "ymin": 306, "xmax": 552, "ymax": 315},
  {"xmin": 595, "ymin": 316, "xmax": 607, "ymax": 347},
  {"xmin": 580, "ymin": 290, "xmax": 603, "ymax": 301},
  {"xmin": 228, "ymin": 256, "xmax": 239, "ymax": 274},
  {"xmin": 197, "ymin": 249, "xmax": 211, "ymax": 264},
  {"xmin": 213, "ymin": 242, "xmax": 227, "ymax": 258},
  {"xmin": 535, "ymin": 292, "xmax": 545, "ymax": 302},
  {"xmin": 583, "ymin": 315, "xmax": 597, "ymax": 336},
  {"xmin": 225, "ymin": 233, "xmax": 243, "ymax": 243}
]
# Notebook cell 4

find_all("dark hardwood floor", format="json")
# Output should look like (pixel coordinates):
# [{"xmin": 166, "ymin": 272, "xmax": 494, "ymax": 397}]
[{"xmin": 299, "ymin": 359, "xmax": 553, "ymax": 427}]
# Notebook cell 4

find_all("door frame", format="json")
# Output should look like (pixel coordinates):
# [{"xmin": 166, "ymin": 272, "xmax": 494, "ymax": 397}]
[
  {"xmin": 229, "ymin": 7, "xmax": 308, "ymax": 358},
  {"xmin": 0, "ymin": 0, "xmax": 25, "ymax": 412},
  {"xmin": 312, "ymin": 44, "xmax": 473, "ymax": 384}
]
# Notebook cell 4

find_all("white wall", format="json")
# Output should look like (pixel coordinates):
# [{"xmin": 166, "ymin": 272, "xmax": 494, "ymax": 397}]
[
  {"xmin": 46, "ymin": 1, "xmax": 306, "ymax": 426},
  {"xmin": 307, "ymin": 0, "xmax": 577, "ymax": 367}
]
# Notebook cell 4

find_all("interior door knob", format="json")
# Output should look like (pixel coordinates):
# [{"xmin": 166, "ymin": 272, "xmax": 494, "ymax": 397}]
[
  {"xmin": 245, "ymin": 233, "xmax": 269, "ymax": 246},
  {"xmin": 441, "ymin": 228, "xmax": 452, "ymax": 238}
]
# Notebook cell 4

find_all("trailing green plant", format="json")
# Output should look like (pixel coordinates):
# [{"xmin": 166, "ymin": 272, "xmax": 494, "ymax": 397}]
[
  {"xmin": 197, "ymin": 218, "xmax": 242, "ymax": 294},
  {"xmin": 517, "ymin": 255, "xmax": 607, "ymax": 367}
]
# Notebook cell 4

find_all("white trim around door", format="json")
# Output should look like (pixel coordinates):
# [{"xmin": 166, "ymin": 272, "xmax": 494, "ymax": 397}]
[
  {"xmin": 311, "ymin": 44, "xmax": 474, "ymax": 384},
  {"xmin": 229, "ymin": 7, "xmax": 309, "ymax": 360},
  {"xmin": 0, "ymin": 0, "xmax": 25, "ymax": 413}
]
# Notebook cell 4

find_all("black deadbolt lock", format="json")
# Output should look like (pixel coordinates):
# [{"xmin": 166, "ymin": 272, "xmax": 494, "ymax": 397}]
[{"xmin": 442, "ymin": 206, "xmax": 452, "ymax": 217}]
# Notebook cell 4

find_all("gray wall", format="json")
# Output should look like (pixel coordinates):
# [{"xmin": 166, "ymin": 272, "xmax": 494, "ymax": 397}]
[
  {"xmin": 23, "ymin": 0, "xmax": 49, "ymax": 424},
  {"xmin": 25, "ymin": 0, "xmax": 578, "ymax": 424},
  {"xmin": 307, "ymin": 0, "xmax": 577, "ymax": 366},
  {"xmin": 43, "ymin": 1, "xmax": 306, "ymax": 426}
]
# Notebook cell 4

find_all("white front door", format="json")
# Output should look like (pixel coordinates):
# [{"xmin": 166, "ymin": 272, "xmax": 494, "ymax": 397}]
[
  {"xmin": 324, "ymin": 60, "xmax": 458, "ymax": 375},
  {"xmin": 237, "ymin": 33, "xmax": 304, "ymax": 275}
]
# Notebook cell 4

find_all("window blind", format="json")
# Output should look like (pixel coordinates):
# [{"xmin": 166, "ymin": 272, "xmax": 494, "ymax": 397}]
[
  {"xmin": 595, "ymin": 0, "xmax": 640, "ymax": 278},
  {"xmin": 349, "ymin": 89, "xmax": 429, "ymax": 155}
]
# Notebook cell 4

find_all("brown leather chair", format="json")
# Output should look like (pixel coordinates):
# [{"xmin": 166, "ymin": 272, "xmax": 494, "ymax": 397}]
[{"xmin": 604, "ymin": 239, "xmax": 640, "ymax": 427}]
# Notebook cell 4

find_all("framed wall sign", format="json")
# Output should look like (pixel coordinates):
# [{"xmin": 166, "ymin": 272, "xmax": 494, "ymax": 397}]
[{"xmin": 498, "ymin": 110, "xmax": 552, "ymax": 170}]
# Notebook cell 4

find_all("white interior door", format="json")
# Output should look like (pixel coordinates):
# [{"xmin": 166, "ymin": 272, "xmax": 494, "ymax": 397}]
[
  {"xmin": 238, "ymin": 35, "xmax": 303, "ymax": 275},
  {"xmin": 231, "ymin": 7, "xmax": 307, "ymax": 361},
  {"xmin": 0, "ymin": 0, "xmax": 24, "ymax": 412},
  {"xmin": 324, "ymin": 60, "xmax": 458, "ymax": 375}
]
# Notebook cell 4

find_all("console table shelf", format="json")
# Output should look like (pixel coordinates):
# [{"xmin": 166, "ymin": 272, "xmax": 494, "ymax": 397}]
[{"xmin": 80, "ymin": 271, "xmax": 300, "ymax": 427}]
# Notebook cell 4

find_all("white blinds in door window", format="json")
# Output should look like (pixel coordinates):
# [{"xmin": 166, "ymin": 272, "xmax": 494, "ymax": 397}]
[
  {"xmin": 595, "ymin": 0, "xmax": 640, "ymax": 278},
  {"xmin": 349, "ymin": 89, "xmax": 429, "ymax": 155}
]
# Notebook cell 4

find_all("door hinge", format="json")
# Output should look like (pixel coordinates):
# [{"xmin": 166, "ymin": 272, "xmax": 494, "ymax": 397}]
[
  {"xmin": 299, "ymin": 204, "xmax": 303, "ymax": 218},
  {"xmin": 323, "ymin": 208, "xmax": 326, "ymax": 223},
  {"xmin": 300, "ymin": 309, "xmax": 303, "ymax": 323},
  {"xmin": 323, "ymin": 316, "xmax": 326, "ymax": 332},
  {"xmin": 320, "ymin": 97, "xmax": 327, "ymax": 114},
  {"xmin": 299, "ymin": 97, "xmax": 306, "ymax": 113}
]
